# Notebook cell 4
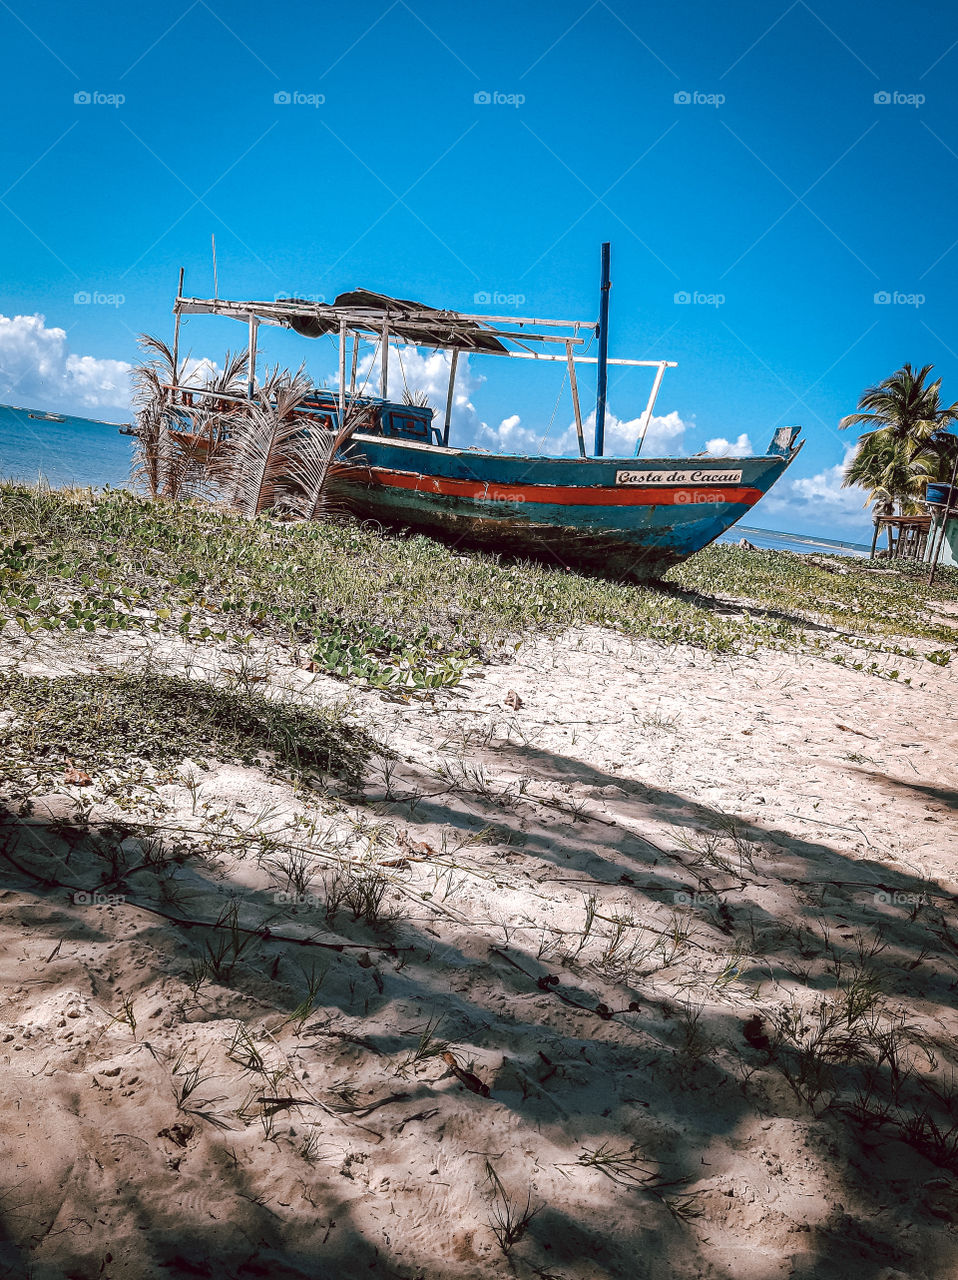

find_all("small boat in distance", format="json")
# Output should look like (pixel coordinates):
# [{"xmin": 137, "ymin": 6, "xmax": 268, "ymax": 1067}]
[
  {"xmin": 165, "ymin": 245, "xmax": 803, "ymax": 579},
  {"xmin": 117, "ymin": 424, "xmax": 137, "ymax": 436},
  {"xmin": 28, "ymin": 411, "xmax": 66, "ymax": 422}
]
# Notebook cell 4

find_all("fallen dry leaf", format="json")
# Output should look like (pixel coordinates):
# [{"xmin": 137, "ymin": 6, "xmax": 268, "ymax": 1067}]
[
  {"xmin": 836, "ymin": 723, "xmax": 876, "ymax": 739},
  {"xmin": 504, "ymin": 689, "xmax": 523, "ymax": 710},
  {"xmin": 441, "ymin": 1051, "xmax": 490, "ymax": 1097},
  {"xmin": 64, "ymin": 761, "xmax": 93, "ymax": 786}
]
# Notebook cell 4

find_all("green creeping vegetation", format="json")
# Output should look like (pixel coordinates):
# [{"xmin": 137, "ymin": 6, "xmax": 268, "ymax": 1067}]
[
  {"xmin": 0, "ymin": 485, "xmax": 956, "ymax": 691},
  {"xmin": 0, "ymin": 669, "xmax": 373, "ymax": 790}
]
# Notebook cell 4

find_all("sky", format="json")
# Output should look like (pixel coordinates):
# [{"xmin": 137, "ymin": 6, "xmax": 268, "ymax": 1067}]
[{"xmin": 1, "ymin": 0, "xmax": 958, "ymax": 539}]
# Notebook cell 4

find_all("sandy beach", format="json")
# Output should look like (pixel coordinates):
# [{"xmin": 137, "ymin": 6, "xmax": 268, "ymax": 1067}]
[{"xmin": 1, "ymin": 600, "xmax": 956, "ymax": 1280}]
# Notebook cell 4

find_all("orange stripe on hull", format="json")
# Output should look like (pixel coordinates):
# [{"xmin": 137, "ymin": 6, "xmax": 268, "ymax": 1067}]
[{"xmin": 355, "ymin": 467, "xmax": 763, "ymax": 508}]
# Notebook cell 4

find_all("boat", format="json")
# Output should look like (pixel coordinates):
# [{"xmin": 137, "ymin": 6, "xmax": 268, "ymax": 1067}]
[
  {"xmin": 117, "ymin": 424, "xmax": 138, "ymax": 436},
  {"xmin": 166, "ymin": 245, "xmax": 803, "ymax": 580},
  {"xmin": 28, "ymin": 411, "xmax": 66, "ymax": 422}
]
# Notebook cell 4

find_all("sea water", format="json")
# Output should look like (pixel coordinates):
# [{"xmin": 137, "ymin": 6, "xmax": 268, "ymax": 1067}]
[
  {"xmin": 0, "ymin": 402, "xmax": 133, "ymax": 489},
  {"xmin": 718, "ymin": 524, "xmax": 872, "ymax": 558}
]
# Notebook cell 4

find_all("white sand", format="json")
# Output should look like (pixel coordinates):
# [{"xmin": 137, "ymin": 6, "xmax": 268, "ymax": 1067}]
[{"xmin": 0, "ymin": 623, "xmax": 956, "ymax": 1279}]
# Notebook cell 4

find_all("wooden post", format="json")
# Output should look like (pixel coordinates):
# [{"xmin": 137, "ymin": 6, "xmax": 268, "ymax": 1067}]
[
  {"xmin": 442, "ymin": 348, "xmax": 459, "ymax": 447},
  {"xmin": 869, "ymin": 519, "xmax": 879, "ymax": 559},
  {"xmin": 594, "ymin": 241, "xmax": 611, "ymax": 456},
  {"xmin": 338, "ymin": 318, "xmax": 347, "ymax": 426},
  {"xmin": 380, "ymin": 323, "xmax": 389, "ymax": 400},
  {"xmin": 566, "ymin": 341, "xmax": 585, "ymax": 458},
  {"xmin": 635, "ymin": 361, "xmax": 668, "ymax": 457},
  {"xmin": 247, "ymin": 315, "xmax": 258, "ymax": 402},
  {"xmin": 350, "ymin": 333, "xmax": 359, "ymax": 395},
  {"xmin": 927, "ymin": 448, "xmax": 958, "ymax": 586},
  {"xmin": 172, "ymin": 266, "xmax": 184, "ymax": 392}
]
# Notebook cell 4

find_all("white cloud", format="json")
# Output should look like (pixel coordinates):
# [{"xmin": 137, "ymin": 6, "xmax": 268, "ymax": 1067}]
[
  {"xmin": 759, "ymin": 448, "xmax": 872, "ymax": 530},
  {"xmin": 342, "ymin": 341, "xmax": 484, "ymax": 434},
  {"xmin": 704, "ymin": 433, "xmax": 753, "ymax": 456},
  {"xmin": 476, "ymin": 407, "xmax": 693, "ymax": 458},
  {"xmin": 0, "ymin": 314, "xmax": 133, "ymax": 416}
]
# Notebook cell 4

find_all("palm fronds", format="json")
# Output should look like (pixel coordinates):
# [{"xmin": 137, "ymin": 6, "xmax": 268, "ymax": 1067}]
[
  {"xmin": 840, "ymin": 363, "xmax": 958, "ymax": 516},
  {"xmin": 131, "ymin": 334, "xmax": 369, "ymax": 523}
]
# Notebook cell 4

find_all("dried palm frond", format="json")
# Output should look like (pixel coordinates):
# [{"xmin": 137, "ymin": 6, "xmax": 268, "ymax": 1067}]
[
  {"xmin": 130, "ymin": 335, "xmax": 183, "ymax": 498},
  {"xmin": 402, "ymin": 387, "xmax": 432, "ymax": 409},
  {"xmin": 208, "ymin": 377, "xmax": 315, "ymax": 518},
  {"xmin": 208, "ymin": 348, "xmax": 249, "ymax": 397},
  {"xmin": 274, "ymin": 408, "xmax": 364, "ymax": 522}
]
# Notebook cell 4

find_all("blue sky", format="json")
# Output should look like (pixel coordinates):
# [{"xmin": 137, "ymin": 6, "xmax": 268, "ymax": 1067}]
[{"xmin": 1, "ymin": 0, "xmax": 957, "ymax": 538}]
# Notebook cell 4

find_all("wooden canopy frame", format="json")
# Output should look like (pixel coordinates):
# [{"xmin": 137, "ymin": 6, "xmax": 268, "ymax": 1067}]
[{"xmin": 172, "ymin": 283, "xmax": 677, "ymax": 460}]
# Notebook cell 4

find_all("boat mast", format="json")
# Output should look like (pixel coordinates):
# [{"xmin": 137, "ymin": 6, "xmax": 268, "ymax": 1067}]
[{"xmin": 594, "ymin": 241, "xmax": 611, "ymax": 456}]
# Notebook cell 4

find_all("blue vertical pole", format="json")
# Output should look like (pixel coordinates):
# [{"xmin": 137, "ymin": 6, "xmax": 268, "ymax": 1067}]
[{"xmin": 594, "ymin": 241, "xmax": 611, "ymax": 456}]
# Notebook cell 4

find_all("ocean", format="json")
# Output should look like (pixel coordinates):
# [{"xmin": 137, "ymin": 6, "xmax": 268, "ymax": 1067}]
[
  {"xmin": 716, "ymin": 524, "xmax": 872, "ymax": 558},
  {"xmin": 0, "ymin": 402, "xmax": 872, "ymax": 558},
  {"xmin": 0, "ymin": 401, "xmax": 134, "ymax": 489}
]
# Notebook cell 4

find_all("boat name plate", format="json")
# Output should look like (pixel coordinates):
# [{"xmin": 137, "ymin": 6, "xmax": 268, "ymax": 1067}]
[{"xmin": 615, "ymin": 469, "xmax": 743, "ymax": 486}]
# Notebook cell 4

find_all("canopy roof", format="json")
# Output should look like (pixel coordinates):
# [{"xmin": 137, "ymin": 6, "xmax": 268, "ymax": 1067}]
[{"xmin": 174, "ymin": 289, "xmax": 599, "ymax": 355}]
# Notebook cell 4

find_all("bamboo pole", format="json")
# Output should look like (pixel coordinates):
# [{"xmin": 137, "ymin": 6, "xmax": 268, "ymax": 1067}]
[
  {"xmin": 566, "ymin": 341, "xmax": 585, "ymax": 458},
  {"xmin": 338, "ymin": 318, "xmax": 347, "ymax": 426},
  {"xmin": 635, "ymin": 360, "xmax": 669, "ymax": 457},
  {"xmin": 172, "ymin": 266, "xmax": 184, "ymax": 391},
  {"xmin": 350, "ymin": 334, "xmax": 359, "ymax": 395},
  {"xmin": 247, "ymin": 315, "xmax": 258, "ymax": 401},
  {"xmin": 442, "ymin": 349, "xmax": 459, "ymax": 448},
  {"xmin": 380, "ymin": 323, "xmax": 389, "ymax": 399}
]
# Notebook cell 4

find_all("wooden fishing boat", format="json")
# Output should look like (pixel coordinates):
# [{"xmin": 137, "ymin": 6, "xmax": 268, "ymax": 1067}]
[{"xmin": 168, "ymin": 245, "xmax": 802, "ymax": 579}]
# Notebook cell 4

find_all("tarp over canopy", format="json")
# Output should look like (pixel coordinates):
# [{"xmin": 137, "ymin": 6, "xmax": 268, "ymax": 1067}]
[{"xmin": 282, "ymin": 289, "xmax": 508, "ymax": 353}]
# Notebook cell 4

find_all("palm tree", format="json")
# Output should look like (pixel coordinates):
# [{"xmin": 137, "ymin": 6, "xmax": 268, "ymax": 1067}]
[
  {"xmin": 840, "ymin": 362, "xmax": 958, "ymax": 458},
  {"xmin": 840, "ymin": 364, "xmax": 958, "ymax": 551},
  {"xmin": 844, "ymin": 433, "xmax": 933, "ymax": 508}
]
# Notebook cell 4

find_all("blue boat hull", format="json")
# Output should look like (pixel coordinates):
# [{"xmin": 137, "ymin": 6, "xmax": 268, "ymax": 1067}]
[{"xmin": 332, "ymin": 428, "xmax": 803, "ymax": 579}]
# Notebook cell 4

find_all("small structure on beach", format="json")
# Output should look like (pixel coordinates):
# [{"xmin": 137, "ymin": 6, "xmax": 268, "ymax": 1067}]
[
  {"xmin": 869, "ymin": 512, "xmax": 932, "ymax": 560},
  {"xmin": 925, "ymin": 483, "xmax": 958, "ymax": 569}
]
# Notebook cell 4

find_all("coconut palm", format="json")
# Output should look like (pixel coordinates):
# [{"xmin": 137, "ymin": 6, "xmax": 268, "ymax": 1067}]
[
  {"xmin": 844, "ymin": 434, "xmax": 934, "ymax": 511},
  {"xmin": 840, "ymin": 363, "xmax": 958, "ymax": 554},
  {"xmin": 839, "ymin": 363, "xmax": 958, "ymax": 460}
]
